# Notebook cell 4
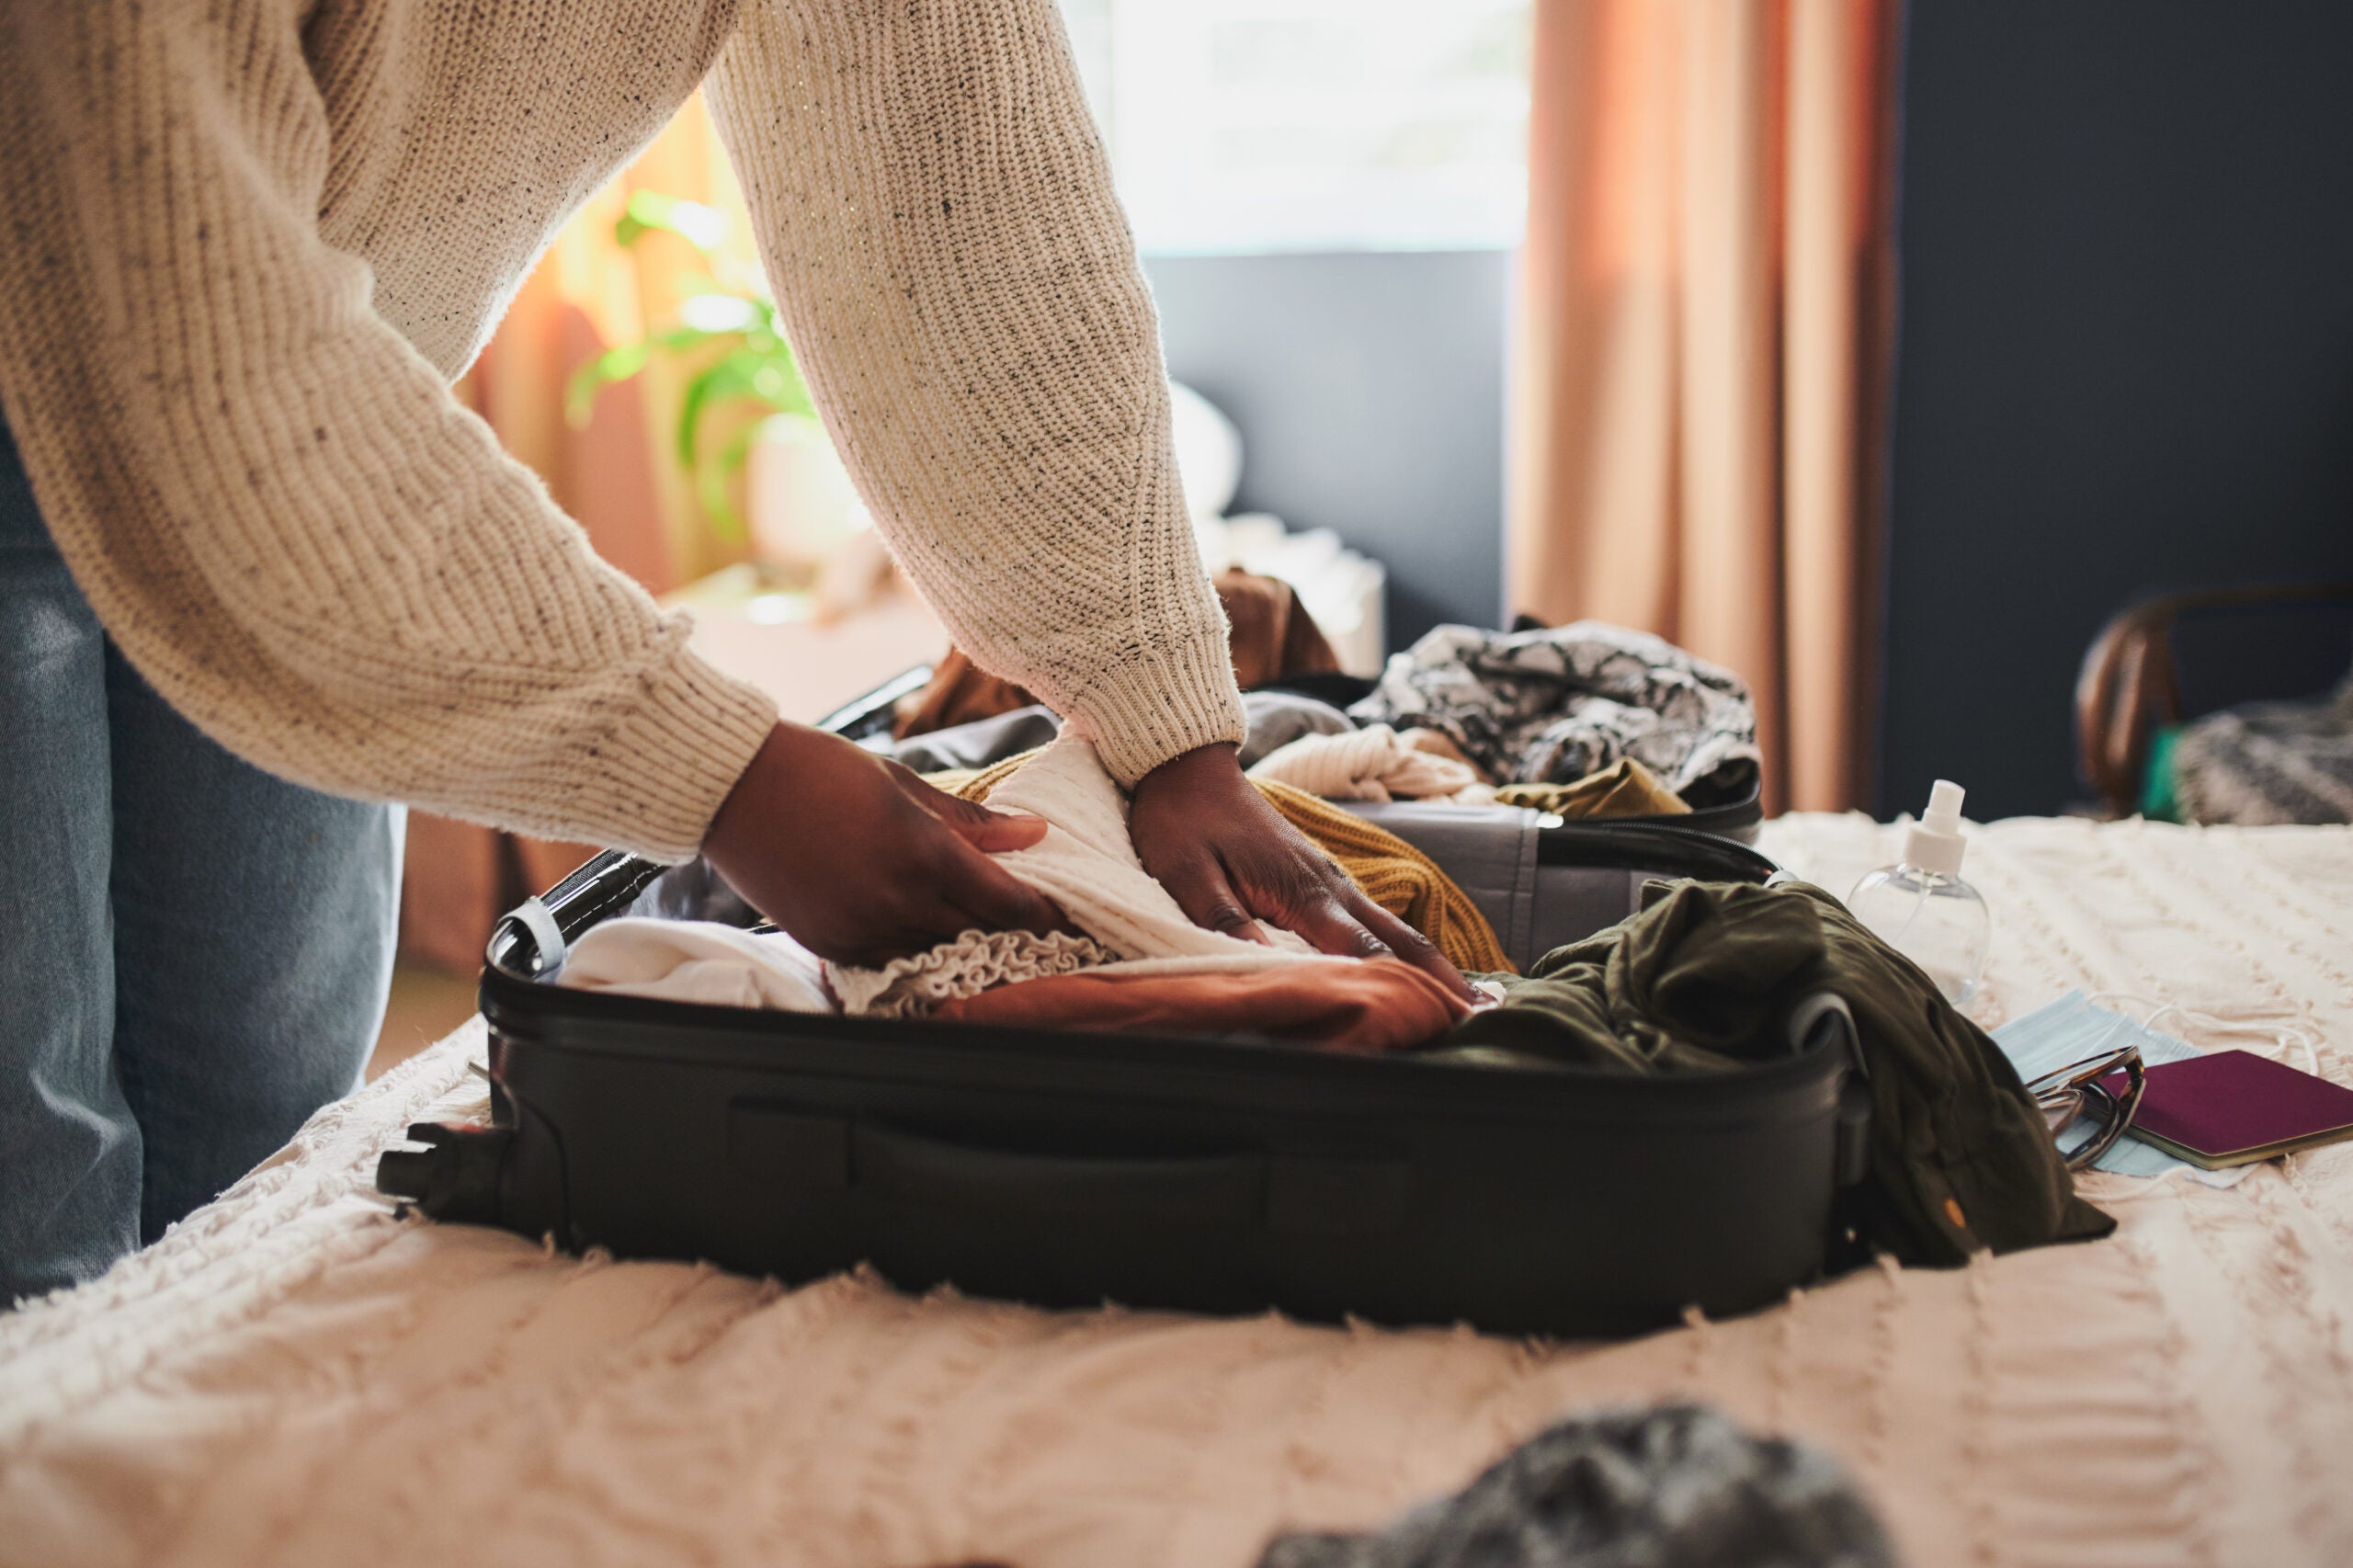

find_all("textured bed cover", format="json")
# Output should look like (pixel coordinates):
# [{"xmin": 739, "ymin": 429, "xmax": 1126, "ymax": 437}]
[{"xmin": 4, "ymin": 815, "xmax": 2351, "ymax": 1568}]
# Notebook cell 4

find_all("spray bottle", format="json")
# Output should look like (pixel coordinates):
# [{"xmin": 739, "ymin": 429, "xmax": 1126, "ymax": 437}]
[{"xmin": 1847, "ymin": 779, "xmax": 1991, "ymax": 1007}]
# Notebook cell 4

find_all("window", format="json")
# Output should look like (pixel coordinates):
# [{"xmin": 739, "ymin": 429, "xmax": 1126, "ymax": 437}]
[{"xmin": 1058, "ymin": 0, "xmax": 1532, "ymax": 256}]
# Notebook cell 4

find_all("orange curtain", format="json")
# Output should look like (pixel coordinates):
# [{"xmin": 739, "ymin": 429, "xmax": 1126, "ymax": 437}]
[
  {"xmin": 402, "ymin": 97, "xmax": 764, "ymax": 972},
  {"xmin": 1506, "ymin": 0, "xmax": 1902, "ymax": 813}
]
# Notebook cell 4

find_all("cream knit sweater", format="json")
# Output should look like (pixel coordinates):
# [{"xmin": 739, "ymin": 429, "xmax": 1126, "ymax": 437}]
[{"xmin": 0, "ymin": 0, "xmax": 1245, "ymax": 861}]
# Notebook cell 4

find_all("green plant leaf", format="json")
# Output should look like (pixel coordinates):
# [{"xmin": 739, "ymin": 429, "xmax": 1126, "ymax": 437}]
[
  {"xmin": 614, "ymin": 190, "xmax": 730, "ymax": 254},
  {"xmin": 676, "ymin": 353, "xmax": 763, "ymax": 469},
  {"xmin": 564, "ymin": 326, "xmax": 733, "ymax": 428},
  {"xmin": 571, "ymin": 192, "xmax": 821, "ymax": 538},
  {"xmin": 759, "ymin": 339, "xmax": 814, "ymax": 418},
  {"xmin": 563, "ymin": 341, "xmax": 648, "ymax": 427},
  {"xmin": 695, "ymin": 421, "xmax": 764, "ymax": 542}
]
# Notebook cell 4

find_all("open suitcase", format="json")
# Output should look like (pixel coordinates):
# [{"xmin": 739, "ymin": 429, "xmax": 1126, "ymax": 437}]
[{"xmin": 379, "ymin": 679, "xmax": 1864, "ymax": 1338}]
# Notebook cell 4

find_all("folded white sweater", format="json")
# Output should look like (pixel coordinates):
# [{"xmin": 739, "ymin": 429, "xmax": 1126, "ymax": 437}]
[{"xmin": 831, "ymin": 735, "xmax": 1337, "ymax": 1006}]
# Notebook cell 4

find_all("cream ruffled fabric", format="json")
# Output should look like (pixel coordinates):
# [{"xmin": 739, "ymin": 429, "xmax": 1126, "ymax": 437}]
[
  {"xmin": 1246, "ymin": 724, "xmax": 1496, "ymax": 804},
  {"xmin": 7, "ymin": 816, "xmax": 2353, "ymax": 1568},
  {"xmin": 827, "ymin": 930, "xmax": 1115, "ymax": 1018}
]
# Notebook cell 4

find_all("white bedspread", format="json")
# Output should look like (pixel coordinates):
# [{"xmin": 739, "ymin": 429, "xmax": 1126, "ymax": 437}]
[{"xmin": 5, "ymin": 815, "xmax": 2352, "ymax": 1568}]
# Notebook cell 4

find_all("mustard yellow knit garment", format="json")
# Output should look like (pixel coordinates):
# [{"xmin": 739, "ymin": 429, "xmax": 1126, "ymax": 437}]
[
  {"xmin": 1492, "ymin": 756, "xmax": 1690, "ymax": 819},
  {"xmin": 932, "ymin": 754, "xmax": 1515, "ymax": 975}
]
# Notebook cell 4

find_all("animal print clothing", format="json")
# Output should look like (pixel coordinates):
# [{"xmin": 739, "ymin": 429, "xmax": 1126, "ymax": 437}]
[{"xmin": 1349, "ymin": 622, "xmax": 1760, "ymax": 797}]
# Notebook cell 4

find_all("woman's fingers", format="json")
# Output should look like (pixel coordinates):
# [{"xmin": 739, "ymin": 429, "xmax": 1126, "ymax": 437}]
[
  {"xmin": 1286, "ymin": 891, "xmax": 1396, "ymax": 961},
  {"xmin": 1342, "ymin": 889, "xmax": 1477, "ymax": 1000},
  {"xmin": 893, "ymin": 765, "xmax": 1051, "ymax": 854},
  {"xmin": 1155, "ymin": 852, "xmax": 1272, "ymax": 947},
  {"xmin": 1290, "ymin": 891, "xmax": 1479, "ymax": 1002},
  {"xmin": 937, "ymin": 837, "xmax": 1082, "ymax": 940},
  {"xmin": 892, "ymin": 767, "xmax": 1075, "ymax": 937},
  {"xmin": 705, "ymin": 722, "xmax": 1070, "ymax": 965}
]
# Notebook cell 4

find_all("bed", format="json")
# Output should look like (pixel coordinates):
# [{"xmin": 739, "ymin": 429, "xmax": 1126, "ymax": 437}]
[{"xmin": 4, "ymin": 814, "xmax": 2351, "ymax": 1568}]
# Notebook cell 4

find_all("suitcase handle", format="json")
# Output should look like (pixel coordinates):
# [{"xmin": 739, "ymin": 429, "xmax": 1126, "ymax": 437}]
[
  {"xmin": 857, "ymin": 1122, "xmax": 1258, "ymax": 1228},
  {"xmin": 854, "ymin": 1122, "xmax": 1409, "ymax": 1236}
]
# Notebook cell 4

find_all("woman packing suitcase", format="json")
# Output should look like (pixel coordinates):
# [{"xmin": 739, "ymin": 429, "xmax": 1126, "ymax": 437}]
[{"xmin": 0, "ymin": 0, "xmax": 1467, "ymax": 1301}]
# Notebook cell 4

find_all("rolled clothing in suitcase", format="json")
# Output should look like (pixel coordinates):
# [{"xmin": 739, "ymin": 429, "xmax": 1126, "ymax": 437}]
[
  {"xmin": 380, "ymin": 800, "xmax": 1870, "ymax": 1339},
  {"xmin": 833, "ymin": 666, "xmax": 1768, "ymax": 845}
]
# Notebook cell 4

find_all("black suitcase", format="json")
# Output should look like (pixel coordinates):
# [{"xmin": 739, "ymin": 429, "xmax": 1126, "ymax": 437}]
[{"xmin": 379, "ymin": 693, "xmax": 1865, "ymax": 1338}]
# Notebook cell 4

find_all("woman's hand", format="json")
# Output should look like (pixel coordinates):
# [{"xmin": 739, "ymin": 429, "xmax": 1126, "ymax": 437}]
[
  {"xmin": 703, "ymin": 722, "xmax": 1074, "ymax": 968},
  {"xmin": 1128, "ymin": 743, "xmax": 1478, "ymax": 1001}
]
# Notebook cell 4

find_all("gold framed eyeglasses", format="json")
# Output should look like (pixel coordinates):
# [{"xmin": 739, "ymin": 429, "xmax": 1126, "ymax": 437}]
[{"xmin": 2023, "ymin": 1043, "xmax": 2146, "ymax": 1171}]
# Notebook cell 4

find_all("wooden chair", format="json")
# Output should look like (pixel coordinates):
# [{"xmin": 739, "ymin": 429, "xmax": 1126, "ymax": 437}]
[{"xmin": 2075, "ymin": 581, "xmax": 2353, "ymax": 818}]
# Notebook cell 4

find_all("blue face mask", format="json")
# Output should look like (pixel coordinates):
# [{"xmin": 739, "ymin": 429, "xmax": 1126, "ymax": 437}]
[{"xmin": 1991, "ymin": 991, "xmax": 2202, "ymax": 1178}]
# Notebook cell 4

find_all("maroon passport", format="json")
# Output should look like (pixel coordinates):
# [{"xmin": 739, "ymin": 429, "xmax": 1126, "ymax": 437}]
[{"xmin": 2099, "ymin": 1049, "xmax": 2353, "ymax": 1169}]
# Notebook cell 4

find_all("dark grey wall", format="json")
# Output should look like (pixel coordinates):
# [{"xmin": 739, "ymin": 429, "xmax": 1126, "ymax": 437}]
[
  {"xmin": 1144, "ymin": 250, "xmax": 1508, "ymax": 648},
  {"xmin": 1882, "ymin": 0, "xmax": 2353, "ymax": 818}
]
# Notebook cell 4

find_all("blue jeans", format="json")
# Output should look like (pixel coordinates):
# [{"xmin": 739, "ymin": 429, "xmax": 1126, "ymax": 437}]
[{"xmin": 0, "ymin": 416, "xmax": 400, "ymax": 1302}]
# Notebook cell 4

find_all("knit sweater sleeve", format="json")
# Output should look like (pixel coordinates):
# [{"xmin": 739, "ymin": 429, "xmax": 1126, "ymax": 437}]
[
  {"xmin": 707, "ymin": 0, "xmax": 1248, "ymax": 787},
  {"xmin": 0, "ymin": 4, "xmax": 779, "ymax": 861}
]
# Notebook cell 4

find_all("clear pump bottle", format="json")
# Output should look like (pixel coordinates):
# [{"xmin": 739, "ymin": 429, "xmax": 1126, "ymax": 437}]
[{"xmin": 1848, "ymin": 779, "xmax": 1990, "ymax": 1007}]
